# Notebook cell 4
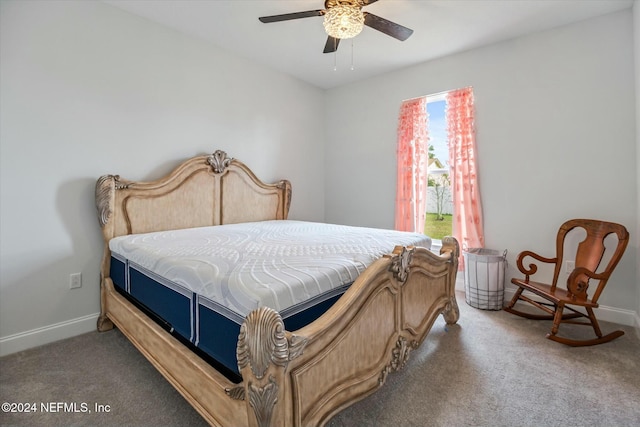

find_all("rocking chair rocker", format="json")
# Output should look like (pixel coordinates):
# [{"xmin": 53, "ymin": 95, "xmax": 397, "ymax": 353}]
[{"xmin": 504, "ymin": 219, "xmax": 629, "ymax": 346}]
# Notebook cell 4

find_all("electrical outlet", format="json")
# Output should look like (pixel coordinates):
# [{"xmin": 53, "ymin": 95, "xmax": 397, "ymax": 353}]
[
  {"xmin": 565, "ymin": 261, "xmax": 575, "ymax": 275},
  {"xmin": 70, "ymin": 272, "xmax": 82, "ymax": 289}
]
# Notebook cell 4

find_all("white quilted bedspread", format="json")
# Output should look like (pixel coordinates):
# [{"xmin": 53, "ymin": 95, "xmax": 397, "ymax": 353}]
[{"xmin": 109, "ymin": 220, "xmax": 431, "ymax": 317}]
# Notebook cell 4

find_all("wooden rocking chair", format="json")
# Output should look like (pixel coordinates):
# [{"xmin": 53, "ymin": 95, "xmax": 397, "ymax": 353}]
[{"xmin": 504, "ymin": 219, "xmax": 629, "ymax": 346}]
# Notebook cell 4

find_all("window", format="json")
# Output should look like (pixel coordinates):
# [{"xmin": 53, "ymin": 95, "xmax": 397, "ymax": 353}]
[
  {"xmin": 424, "ymin": 96, "xmax": 452, "ymax": 241},
  {"xmin": 395, "ymin": 87, "xmax": 484, "ymax": 267}
]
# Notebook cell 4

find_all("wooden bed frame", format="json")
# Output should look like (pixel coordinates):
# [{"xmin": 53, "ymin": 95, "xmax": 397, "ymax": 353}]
[{"xmin": 95, "ymin": 150, "xmax": 460, "ymax": 427}]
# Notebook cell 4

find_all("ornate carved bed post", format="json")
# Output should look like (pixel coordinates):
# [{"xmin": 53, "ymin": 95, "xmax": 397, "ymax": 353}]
[
  {"xmin": 440, "ymin": 236, "xmax": 460, "ymax": 324},
  {"xmin": 231, "ymin": 307, "xmax": 307, "ymax": 427},
  {"xmin": 95, "ymin": 174, "xmax": 118, "ymax": 332}
]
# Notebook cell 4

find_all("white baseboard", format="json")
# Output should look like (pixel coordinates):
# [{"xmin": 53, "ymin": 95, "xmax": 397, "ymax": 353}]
[
  {"xmin": 0, "ymin": 313, "xmax": 100, "ymax": 357},
  {"xmin": 454, "ymin": 276, "xmax": 639, "ymax": 328}
]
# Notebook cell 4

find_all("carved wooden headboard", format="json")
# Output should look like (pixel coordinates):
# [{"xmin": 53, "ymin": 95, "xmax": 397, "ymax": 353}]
[{"xmin": 95, "ymin": 150, "xmax": 292, "ymax": 242}]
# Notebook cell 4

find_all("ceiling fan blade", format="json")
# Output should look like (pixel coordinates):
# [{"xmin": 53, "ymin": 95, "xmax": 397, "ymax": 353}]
[
  {"xmin": 363, "ymin": 12, "xmax": 413, "ymax": 41},
  {"xmin": 323, "ymin": 36, "xmax": 341, "ymax": 53},
  {"xmin": 259, "ymin": 10, "xmax": 324, "ymax": 23},
  {"xmin": 360, "ymin": 0, "xmax": 380, "ymax": 5}
]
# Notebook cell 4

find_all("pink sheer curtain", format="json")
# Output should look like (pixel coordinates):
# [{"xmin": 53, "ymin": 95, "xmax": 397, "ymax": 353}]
[
  {"xmin": 446, "ymin": 87, "xmax": 484, "ymax": 268},
  {"xmin": 395, "ymin": 97, "xmax": 429, "ymax": 232}
]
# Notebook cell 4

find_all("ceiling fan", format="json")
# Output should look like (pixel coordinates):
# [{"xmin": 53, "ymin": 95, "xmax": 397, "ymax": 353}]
[{"xmin": 258, "ymin": 0, "xmax": 414, "ymax": 53}]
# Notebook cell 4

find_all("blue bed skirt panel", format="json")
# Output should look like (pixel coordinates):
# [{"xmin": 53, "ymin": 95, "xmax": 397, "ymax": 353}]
[
  {"xmin": 110, "ymin": 256, "xmax": 127, "ymax": 292},
  {"xmin": 196, "ymin": 301, "xmax": 242, "ymax": 376},
  {"xmin": 282, "ymin": 293, "xmax": 344, "ymax": 331},
  {"xmin": 109, "ymin": 255, "xmax": 347, "ymax": 381},
  {"xmin": 128, "ymin": 268, "xmax": 194, "ymax": 342},
  {"xmin": 110, "ymin": 255, "xmax": 194, "ymax": 342}
]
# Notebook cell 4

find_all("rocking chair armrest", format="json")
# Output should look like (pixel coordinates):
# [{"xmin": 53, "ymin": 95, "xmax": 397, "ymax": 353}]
[
  {"xmin": 567, "ymin": 267, "xmax": 606, "ymax": 282},
  {"xmin": 566, "ymin": 267, "xmax": 607, "ymax": 302},
  {"xmin": 516, "ymin": 250, "xmax": 557, "ymax": 279}
]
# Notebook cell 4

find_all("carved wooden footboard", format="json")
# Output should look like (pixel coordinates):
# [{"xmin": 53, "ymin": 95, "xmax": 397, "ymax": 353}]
[
  {"xmin": 95, "ymin": 150, "xmax": 459, "ymax": 427},
  {"xmin": 229, "ymin": 242, "xmax": 459, "ymax": 427}
]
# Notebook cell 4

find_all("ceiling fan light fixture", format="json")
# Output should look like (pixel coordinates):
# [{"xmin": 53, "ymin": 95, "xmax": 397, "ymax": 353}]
[{"xmin": 323, "ymin": 4, "xmax": 364, "ymax": 39}]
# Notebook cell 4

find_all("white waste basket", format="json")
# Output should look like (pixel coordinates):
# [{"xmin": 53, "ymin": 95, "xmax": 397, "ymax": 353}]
[{"xmin": 463, "ymin": 248, "xmax": 507, "ymax": 310}]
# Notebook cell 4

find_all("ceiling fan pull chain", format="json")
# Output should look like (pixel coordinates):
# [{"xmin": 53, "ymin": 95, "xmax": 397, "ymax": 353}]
[
  {"xmin": 351, "ymin": 39, "xmax": 355, "ymax": 71},
  {"xmin": 334, "ymin": 43, "xmax": 338, "ymax": 71}
]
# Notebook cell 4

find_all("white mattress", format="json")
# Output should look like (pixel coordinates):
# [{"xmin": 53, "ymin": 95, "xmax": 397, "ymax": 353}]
[{"xmin": 109, "ymin": 220, "xmax": 431, "ymax": 318}]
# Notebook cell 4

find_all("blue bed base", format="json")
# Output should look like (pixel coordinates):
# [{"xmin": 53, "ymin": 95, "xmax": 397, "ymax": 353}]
[{"xmin": 110, "ymin": 255, "xmax": 346, "ymax": 382}]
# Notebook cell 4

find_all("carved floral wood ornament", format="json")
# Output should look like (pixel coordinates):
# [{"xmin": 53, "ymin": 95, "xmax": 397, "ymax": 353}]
[
  {"xmin": 236, "ymin": 307, "xmax": 308, "ymax": 380},
  {"xmin": 207, "ymin": 150, "xmax": 232, "ymax": 174},
  {"xmin": 95, "ymin": 175, "xmax": 129, "ymax": 228},
  {"xmin": 379, "ymin": 336, "xmax": 419, "ymax": 385},
  {"xmin": 231, "ymin": 307, "xmax": 308, "ymax": 427},
  {"xmin": 388, "ymin": 246, "xmax": 414, "ymax": 283}
]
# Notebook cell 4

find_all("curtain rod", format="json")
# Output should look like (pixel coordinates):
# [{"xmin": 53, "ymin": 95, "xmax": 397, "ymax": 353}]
[{"xmin": 401, "ymin": 86, "xmax": 473, "ymax": 103}]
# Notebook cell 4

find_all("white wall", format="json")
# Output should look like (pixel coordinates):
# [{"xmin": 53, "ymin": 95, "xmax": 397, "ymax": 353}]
[
  {"xmin": 325, "ymin": 10, "xmax": 638, "ymax": 319},
  {"xmin": 0, "ymin": 0, "xmax": 325, "ymax": 354}
]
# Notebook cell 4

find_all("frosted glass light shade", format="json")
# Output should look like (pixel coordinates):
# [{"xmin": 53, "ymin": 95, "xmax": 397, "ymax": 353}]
[{"xmin": 323, "ymin": 4, "xmax": 364, "ymax": 39}]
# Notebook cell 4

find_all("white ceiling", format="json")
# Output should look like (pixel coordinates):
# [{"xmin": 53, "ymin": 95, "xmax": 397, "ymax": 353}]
[{"xmin": 104, "ymin": 0, "xmax": 634, "ymax": 89}]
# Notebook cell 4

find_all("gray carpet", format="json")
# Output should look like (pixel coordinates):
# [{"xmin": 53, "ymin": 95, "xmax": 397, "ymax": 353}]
[{"xmin": 2, "ymin": 292, "xmax": 639, "ymax": 427}]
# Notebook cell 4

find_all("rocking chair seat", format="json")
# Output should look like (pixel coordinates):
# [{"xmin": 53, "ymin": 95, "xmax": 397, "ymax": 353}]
[{"xmin": 510, "ymin": 278, "xmax": 598, "ymax": 308}]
